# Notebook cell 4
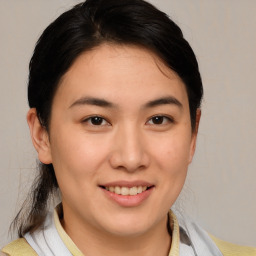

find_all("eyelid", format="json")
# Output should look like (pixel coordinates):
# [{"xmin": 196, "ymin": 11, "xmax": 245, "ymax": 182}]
[
  {"xmin": 82, "ymin": 115, "xmax": 111, "ymax": 126},
  {"xmin": 146, "ymin": 115, "xmax": 174, "ymax": 125},
  {"xmin": 81, "ymin": 114, "xmax": 174, "ymax": 126}
]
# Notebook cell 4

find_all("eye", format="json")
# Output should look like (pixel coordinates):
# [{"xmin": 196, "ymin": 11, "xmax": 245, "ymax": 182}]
[
  {"xmin": 83, "ymin": 116, "xmax": 110, "ymax": 126},
  {"xmin": 146, "ymin": 115, "xmax": 173, "ymax": 125}
]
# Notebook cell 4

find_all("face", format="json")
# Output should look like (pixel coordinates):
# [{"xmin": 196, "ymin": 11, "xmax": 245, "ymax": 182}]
[{"xmin": 35, "ymin": 44, "xmax": 199, "ymax": 237}]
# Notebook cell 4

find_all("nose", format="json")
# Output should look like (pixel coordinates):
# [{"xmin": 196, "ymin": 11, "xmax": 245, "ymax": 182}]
[{"xmin": 109, "ymin": 125, "xmax": 150, "ymax": 172}]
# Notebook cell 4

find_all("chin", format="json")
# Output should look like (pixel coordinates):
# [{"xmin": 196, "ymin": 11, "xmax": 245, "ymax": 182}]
[
  {"xmin": 105, "ymin": 223, "xmax": 150, "ymax": 237},
  {"xmin": 98, "ymin": 211, "xmax": 159, "ymax": 237}
]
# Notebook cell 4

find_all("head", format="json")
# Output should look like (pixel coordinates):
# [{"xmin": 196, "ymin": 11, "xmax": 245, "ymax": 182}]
[{"xmin": 15, "ymin": 0, "xmax": 203, "ymax": 237}]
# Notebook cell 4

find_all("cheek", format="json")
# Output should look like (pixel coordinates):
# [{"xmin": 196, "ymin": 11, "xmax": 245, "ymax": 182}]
[
  {"xmin": 152, "ymin": 131, "xmax": 192, "ymax": 170},
  {"xmin": 148, "ymin": 135, "xmax": 191, "ymax": 210},
  {"xmin": 50, "ymin": 128, "xmax": 110, "ymax": 180}
]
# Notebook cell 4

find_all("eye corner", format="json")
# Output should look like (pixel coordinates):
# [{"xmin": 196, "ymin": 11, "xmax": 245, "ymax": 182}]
[
  {"xmin": 146, "ymin": 115, "xmax": 175, "ymax": 126},
  {"xmin": 82, "ymin": 115, "xmax": 111, "ymax": 126}
]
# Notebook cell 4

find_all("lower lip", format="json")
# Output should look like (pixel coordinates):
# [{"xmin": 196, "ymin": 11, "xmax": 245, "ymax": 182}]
[{"xmin": 101, "ymin": 187, "xmax": 154, "ymax": 207}]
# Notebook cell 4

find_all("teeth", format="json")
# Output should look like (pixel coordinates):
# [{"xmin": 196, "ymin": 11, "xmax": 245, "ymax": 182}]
[
  {"xmin": 121, "ymin": 187, "xmax": 129, "ymax": 195},
  {"xmin": 115, "ymin": 186, "xmax": 121, "ymax": 195},
  {"xmin": 109, "ymin": 187, "xmax": 115, "ymax": 192},
  {"xmin": 105, "ymin": 186, "xmax": 148, "ymax": 196},
  {"xmin": 130, "ymin": 187, "xmax": 138, "ymax": 196}
]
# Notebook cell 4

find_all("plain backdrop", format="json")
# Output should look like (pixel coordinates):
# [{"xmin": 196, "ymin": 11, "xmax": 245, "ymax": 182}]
[{"xmin": 0, "ymin": 0, "xmax": 255, "ymax": 248}]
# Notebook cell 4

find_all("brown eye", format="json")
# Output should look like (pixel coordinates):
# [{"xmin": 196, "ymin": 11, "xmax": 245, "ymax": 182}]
[
  {"xmin": 90, "ymin": 116, "xmax": 104, "ymax": 125},
  {"xmin": 151, "ymin": 116, "xmax": 164, "ymax": 124},
  {"xmin": 147, "ymin": 115, "xmax": 173, "ymax": 125},
  {"xmin": 83, "ymin": 116, "xmax": 109, "ymax": 126}
]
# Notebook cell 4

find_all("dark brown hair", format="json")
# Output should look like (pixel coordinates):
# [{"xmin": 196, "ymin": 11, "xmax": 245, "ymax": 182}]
[{"xmin": 13, "ymin": 0, "xmax": 203, "ymax": 237}]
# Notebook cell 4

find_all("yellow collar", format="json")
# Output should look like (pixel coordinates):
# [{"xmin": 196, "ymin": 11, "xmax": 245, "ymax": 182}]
[{"xmin": 54, "ymin": 207, "xmax": 180, "ymax": 256}]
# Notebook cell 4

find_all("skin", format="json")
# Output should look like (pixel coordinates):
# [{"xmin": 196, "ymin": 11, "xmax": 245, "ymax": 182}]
[{"xmin": 27, "ymin": 44, "xmax": 200, "ymax": 256}]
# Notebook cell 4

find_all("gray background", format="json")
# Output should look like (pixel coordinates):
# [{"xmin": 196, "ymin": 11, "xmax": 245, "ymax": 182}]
[{"xmin": 0, "ymin": 0, "xmax": 255, "ymax": 248}]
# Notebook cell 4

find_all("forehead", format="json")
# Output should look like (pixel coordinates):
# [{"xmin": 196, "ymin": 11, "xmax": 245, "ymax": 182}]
[{"xmin": 55, "ymin": 43, "xmax": 189, "ymax": 109}]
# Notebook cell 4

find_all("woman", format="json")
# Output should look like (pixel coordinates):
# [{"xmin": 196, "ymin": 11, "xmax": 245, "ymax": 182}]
[{"xmin": 1, "ymin": 0, "xmax": 255, "ymax": 255}]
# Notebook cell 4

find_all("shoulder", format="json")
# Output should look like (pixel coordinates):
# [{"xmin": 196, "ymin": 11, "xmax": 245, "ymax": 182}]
[
  {"xmin": 1, "ymin": 238, "xmax": 37, "ymax": 256},
  {"xmin": 171, "ymin": 210, "xmax": 256, "ymax": 256},
  {"xmin": 210, "ymin": 235, "xmax": 256, "ymax": 256}
]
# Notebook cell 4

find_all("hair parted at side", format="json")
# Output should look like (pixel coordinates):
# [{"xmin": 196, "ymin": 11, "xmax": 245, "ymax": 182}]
[{"xmin": 12, "ymin": 0, "xmax": 203, "ymax": 237}]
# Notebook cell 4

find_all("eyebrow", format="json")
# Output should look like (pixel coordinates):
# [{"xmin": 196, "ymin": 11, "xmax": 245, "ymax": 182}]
[
  {"xmin": 69, "ymin": 97, "xmax": 115, "ymax": 108},
  {"xmin": 69, "ymin": 96, "xmax": 182, "ymax": 109},
  {"xmin": 143, "ymin": 96, "xmax": 183, "ymax": 109}
]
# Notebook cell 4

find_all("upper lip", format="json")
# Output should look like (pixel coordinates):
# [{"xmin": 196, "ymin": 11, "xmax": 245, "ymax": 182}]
[{"xmin": 99, "ymin": 180, "xmax": 154, "ymax": 188}]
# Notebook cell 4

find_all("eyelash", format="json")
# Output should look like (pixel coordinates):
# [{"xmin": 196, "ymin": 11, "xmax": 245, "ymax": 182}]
[
  {"xmin": 82, "ymin": 116, "xmax": 110, "ymax": 126},
  {"xmin": 82, "ymin": 115, "xmax": 174, "ymax": 126},
  {"xmin": 146, "ymin": 115, "xmax": 174, "ymax": 125}
]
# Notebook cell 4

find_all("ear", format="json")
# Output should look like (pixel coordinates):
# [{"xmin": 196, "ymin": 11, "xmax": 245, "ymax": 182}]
[
  {"xmin": 188, "ymin": 109, "xmax": 201, "ymax": 163},
  {"xmin": 27, "ymin": 108, "xmax": 52, "ymax": 164}
]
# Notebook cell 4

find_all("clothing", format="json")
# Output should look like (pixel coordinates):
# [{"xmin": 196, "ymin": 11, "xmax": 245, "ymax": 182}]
[{"xmin": 2, "ymin": 208, "xmax": 256, "ymax": 256}]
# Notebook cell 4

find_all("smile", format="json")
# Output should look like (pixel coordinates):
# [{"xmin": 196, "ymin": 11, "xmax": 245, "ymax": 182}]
[
  {"xmin": 99, "ymin": 181, "xmax": 154, "ymax": 207},
  {"xmin": 104, "ymin": 186, "xmax": 148, "ymax": 196}
]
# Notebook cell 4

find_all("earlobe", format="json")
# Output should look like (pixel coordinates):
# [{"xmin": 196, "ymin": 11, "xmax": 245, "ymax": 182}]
[
  {"xmin": 189, "ymin": 109, "xmax": 201, "ymax": 163},
  {"xmin": 27, "ymin": 108, "xmax": 52, "ymax": 164}
]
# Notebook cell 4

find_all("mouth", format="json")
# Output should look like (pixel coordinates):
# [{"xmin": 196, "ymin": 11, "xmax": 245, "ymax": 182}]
[
  {"xmin": 100, "ymin": 185, "xmax": 153, "ymax": 196},
  {"xmin": 99, "ymin": 182, "xmax": 154, "ymax": 207}
]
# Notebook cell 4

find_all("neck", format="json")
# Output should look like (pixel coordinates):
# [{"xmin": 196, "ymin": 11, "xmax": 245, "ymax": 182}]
[{"xmin": 61, "ymin": 212, "xmax": 172, "ymax": 256}]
